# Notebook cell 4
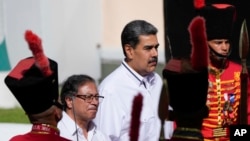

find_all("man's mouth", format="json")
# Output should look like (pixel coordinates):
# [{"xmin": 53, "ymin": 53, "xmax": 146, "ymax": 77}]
[
  {"xmin": 149, "ymin": 57, "xmax": 158, "ymax": 64},
  {"xmin": 149, "ymin": 61, "xmax": 157, "ymax": 65}
]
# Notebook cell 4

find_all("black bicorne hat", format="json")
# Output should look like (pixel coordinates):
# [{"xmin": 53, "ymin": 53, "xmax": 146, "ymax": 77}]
[
  {"xmin": 4, "ymin": 30, "xmax": 61, "ymax": 114},
  {"xmin": 163, "ymin": 60, "xmax": 208, "ymax": 116},
  {"xmin": 4, "ymin": 58, "xmax": 59, "ymax": 114}
]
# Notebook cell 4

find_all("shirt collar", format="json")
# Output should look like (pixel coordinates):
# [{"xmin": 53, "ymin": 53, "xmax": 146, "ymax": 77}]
[
  {"xmin": 122, "ymin": 60, "xmax": 156, "ymax": 88},
  {"xmin": 61, "ymin": 111, "xmax": 79, "ymax": 136},
  {"xmin": 61, "ymin": 111, "xmax": 97, "ymax": 137}
]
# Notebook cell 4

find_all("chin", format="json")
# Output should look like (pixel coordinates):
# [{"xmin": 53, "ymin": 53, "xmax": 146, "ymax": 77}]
[
  {"xmin": 89, "ymin": 110, "xmax": 97, "ymax": 115},
  {"xmin": 149, "ymin": 67, "xmax": 156, "ymax": 72},
  {"xmin": 90, "ymin": 115, "xmax": 96, "ymax": 119}
]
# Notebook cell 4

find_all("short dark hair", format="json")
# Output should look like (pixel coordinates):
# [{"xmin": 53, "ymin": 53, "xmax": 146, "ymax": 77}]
[
  {"xmin": 60, "ymin": 74, "xmax": 95, "ymax": 110},
  {"xmin": 121, "ymin": 20, "xmax": 158, "ymax": 57}
]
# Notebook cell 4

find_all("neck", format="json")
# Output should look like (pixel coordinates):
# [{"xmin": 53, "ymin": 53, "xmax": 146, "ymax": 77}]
[
  {"xmin": 31, "ymin": 123, "xmax": 60, "ymax": 135},
  {"xmin": 209, "ymin": 54, "xmax": 228, "ymax": 70},
  {"xmin": 68, "ymin": 110, "xmax": 90, "ymax": 138}
]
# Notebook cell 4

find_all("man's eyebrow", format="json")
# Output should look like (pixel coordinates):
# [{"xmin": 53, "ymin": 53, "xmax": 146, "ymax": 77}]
[{"xmin": 145, "ymin": 43, "xmax": 159, "ymax": 48}]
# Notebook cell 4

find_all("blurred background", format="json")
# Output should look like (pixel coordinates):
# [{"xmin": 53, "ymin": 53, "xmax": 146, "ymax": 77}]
[{"xmin": 0, "ymin": 0, "xmax": 166, "ymax": 109}]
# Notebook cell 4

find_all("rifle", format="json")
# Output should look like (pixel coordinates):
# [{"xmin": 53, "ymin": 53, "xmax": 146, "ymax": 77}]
[{"xmin": 239, "ymin": 19, "xmax": 249, "ymax": 124}]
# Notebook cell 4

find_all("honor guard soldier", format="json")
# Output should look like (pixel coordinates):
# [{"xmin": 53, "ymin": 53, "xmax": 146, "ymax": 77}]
[
  {"xmin": 163, "ymin": 15, "xmax": 209, "ymax": 141},
  {"xmin": 4, "ymin": 30, "xmax": 70, "ymax": 141}
]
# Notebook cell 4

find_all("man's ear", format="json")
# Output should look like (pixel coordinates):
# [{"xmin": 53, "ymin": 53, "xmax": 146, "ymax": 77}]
[
  {"xmin": 65, "ymin": 96, "xmax": 74, "ymax": 109},
  {"xmin": 124, "ymin": 44, "xmax": 134, "ymax": 60}
]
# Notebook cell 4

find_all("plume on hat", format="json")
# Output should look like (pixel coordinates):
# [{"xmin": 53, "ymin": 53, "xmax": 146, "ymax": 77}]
[
  {"xmin": 193, "ymin": 0, "xmax": 205, "ymax": 9},
  {"xmin": 188, "ymin": 16, "xmax": 208, "ymax": 71},
  {"xmin": 163, "ymin": 15, "xmax": 209, "ymax": 115},
  {"xmin": 25, "ymin": 30, "xmax": 52, "ymax": 76},
  {"xmin": 165, "ymin": 15, "xmax": 208, "ymax": 72},
  {"xmin": 129, "ymin": 93, "xmax": 143, "ymax": 141}
]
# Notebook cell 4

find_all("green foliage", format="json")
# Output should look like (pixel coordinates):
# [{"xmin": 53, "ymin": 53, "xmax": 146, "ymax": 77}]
[{"xmin": 0, "ymin": 107, "xmax": 29, "ymax": 123}]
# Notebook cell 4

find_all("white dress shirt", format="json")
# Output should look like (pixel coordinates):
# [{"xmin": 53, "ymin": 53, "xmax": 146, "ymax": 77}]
[
  {"xmin": 58, "ymin": 111, "xmax": 110, "ymax": 141},
  {"xmin": 94, "ymin": 60, "xmax": 173, "ymax": 141}
]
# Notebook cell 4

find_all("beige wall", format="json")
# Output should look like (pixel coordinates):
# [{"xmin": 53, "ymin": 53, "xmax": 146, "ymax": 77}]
[{"xmin": 101, "ymin": 0, "xmax": 165, "ymax": 63}]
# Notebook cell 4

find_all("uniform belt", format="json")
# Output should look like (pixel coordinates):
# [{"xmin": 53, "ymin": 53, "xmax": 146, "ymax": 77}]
[{"xmin": 173, "ymin": 127, "xmax": 203, "ymax": 141}]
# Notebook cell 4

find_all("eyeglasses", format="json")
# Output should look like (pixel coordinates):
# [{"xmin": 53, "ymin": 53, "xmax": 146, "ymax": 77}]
[{"xmin": 74, "ymin": 94, "xmax": 104, "ymax": 103}]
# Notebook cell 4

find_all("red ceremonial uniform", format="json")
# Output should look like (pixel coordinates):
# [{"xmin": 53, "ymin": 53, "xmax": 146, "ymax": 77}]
[
  {"xmin": 9, "ymin": 124, "xmax": 70, "ymax": 141},
  {"xmin": 201, "ymin": 61, "xmax": 241, "ymax": 141}
]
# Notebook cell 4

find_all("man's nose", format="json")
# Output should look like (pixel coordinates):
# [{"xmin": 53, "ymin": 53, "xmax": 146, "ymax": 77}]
[
  {"xmin": 221, "ymin": 42, "xmax": 229, "ymax": 50},
  {"xmin": 151, "ymin": 47, "xmax": 158, "ymax": 56}
]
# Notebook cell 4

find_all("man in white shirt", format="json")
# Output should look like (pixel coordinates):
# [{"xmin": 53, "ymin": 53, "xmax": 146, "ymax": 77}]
[
  {"xmin": 58, "ymin": 74, "xmax": 110, "ymax": 141},
  {"xmin": 94, "ymin": 20, "xmax": 173, "ymax": 141}
]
